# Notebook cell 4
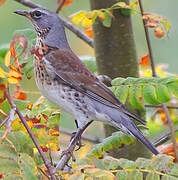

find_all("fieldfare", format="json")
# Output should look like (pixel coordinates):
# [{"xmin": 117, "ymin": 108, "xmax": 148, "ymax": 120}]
[{"xmin": 14, "ymin": 8, "xmax": 159, "ymax": 155}]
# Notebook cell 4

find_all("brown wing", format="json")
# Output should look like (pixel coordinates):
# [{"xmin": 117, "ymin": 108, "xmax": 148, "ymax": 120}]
[{"xmin": 45, "ymin": 49, "xmax": 146, "ymax": 124}]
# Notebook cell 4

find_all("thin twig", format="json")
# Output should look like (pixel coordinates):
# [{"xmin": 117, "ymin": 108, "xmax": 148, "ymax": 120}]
[
  {"xmin": 0, "ymin": 108, "xmax": 16, "ymax": 142},
  {"xmin": 14, "ymin": 0, "xmax": 42, "ymax": 8},
  {"xmin": 145, "ymin": 104, "xmax": 178, "ymax": 109},
  {"xmin": 138, "ymin": 0, "xmax": 156, "ymax": 77},
  {"xmin": 13, "ymin": 0, "xmax": 94, "ymax": 48},
  {"xmin": 4, "ymin": 89, "xmax": 57, "ymax": 180},
  {"xmin": 162, "ymin": 104, "xmax": 178, "ymax": 161},
  {"xmin": 56, "ymin": 0, "xmax": 65, "ymax": 13},
  {"xmin": 138, "ymin": 0, "xmax": 178, "ymax": 161},
  {"xmin": 154, "ymin": 127, "xmax": 178, "ymax": 147},
  {"xmin": 0, "ymin": 117, "xmax": 9, "ymax": 128}
]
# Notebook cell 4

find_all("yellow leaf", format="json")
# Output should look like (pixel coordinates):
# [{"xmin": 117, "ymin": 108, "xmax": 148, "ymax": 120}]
[
  {"xmin": 81, "ymin": 17, "xmax": 93, "ymax": 28},
  {"xmin": 0, "ymin": 67, "xmax": 6, "ymax": 78},
  {"xmin": 118, "ymin": 2, "xmax": 127, "ymax": 8},
  {"xmin": 70, "ymin": 11, "xmax": 87, "ymax": 25},
  {"xmin": 4, "ymin": 50, "xmax": 11, "ymax": 67},
  {"xmin": 129, "ymin": 0, "xmax": 138, "ymax": 8},
  {"xmin": 8, "ymin": 66, "xmax": 23, "ymax": 78},
  {"xmin": 8, "ymin": 76, "xmax": 21, "ymax": 84},
  {"xmin": 47, "ymin": 143, "xmax": 60, "ymax": 151}
]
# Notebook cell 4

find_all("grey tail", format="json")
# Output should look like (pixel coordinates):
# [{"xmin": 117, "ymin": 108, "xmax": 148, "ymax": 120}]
[
  {"xmin": 114, "ymin": 115, "xmax": 159, "ymax": 155},
  {"xmin": 126, "ymin": 123, "xmax": 159, "ymax": 155},
  {"xmin": 93, "ymin": 101, "xmax": 159, "ymax": 155}
]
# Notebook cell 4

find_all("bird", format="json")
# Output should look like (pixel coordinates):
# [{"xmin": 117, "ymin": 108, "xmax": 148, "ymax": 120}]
[{"xmin": 14, "ymin": 8, "xmax": 159, "ymax": 156}]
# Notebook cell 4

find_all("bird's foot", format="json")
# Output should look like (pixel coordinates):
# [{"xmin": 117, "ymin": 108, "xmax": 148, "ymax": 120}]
[
  {"xmin": 70, "ymin": 132, "xmax": 84, "ymax": 151},
  {"xmin": 60, "ymin": 147, "xmax": 76, "ymax": 162}
]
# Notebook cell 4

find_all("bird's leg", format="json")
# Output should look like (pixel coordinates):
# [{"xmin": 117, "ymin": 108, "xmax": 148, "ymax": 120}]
[
  {"xmin": 70, "ymin": 120, "xmax": 83, "ymax": 151},
  {"xmin": 60, "ymin": 121, "xmax": 93, "ymax": 159}
]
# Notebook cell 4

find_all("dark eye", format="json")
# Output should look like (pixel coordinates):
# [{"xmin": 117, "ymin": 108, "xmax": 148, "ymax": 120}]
[{"xmin": 32, "ymin": 11, "xmax": 42, "ymax": 18}]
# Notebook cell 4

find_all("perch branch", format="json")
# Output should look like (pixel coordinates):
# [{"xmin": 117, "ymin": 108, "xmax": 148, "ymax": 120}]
[
  {"xmin": 138, "ymin": 0, "xmax": 178, "ymax": 162},
  {"xmin": 4, "ymin": 89, "xmax": 56, "ymax": 180},
  {"xmin": 55, "ymin": 121, "xmax": 93, "ymax": 171},
  {"xmin": 13, "ymin": 0, "xmax": 94, "ymax": 48}
]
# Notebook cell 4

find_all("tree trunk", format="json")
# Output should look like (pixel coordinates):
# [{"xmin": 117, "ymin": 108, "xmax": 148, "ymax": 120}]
[{"xmin": 90, "ymin": 0, "xmax": 151, "ymax": 159}]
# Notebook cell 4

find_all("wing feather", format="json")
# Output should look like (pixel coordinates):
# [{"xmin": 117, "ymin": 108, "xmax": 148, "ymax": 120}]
[{"xmin": 45, "ymin": 49, "xmax": 146, "ymax": 125}]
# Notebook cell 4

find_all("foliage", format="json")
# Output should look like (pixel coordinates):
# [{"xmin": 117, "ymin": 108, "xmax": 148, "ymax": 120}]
[
  {"xmin": 111, "ymin": 76, "xmax": 178, "ymax": 109},
  {"xmin": 0, "ymin": 0, "xmax": 177, "ymax": 179},
  {"xmin": 0, "ymin": 131, "xmax": 38, "ymax": 179},
  {"xmin": 70, "ymin": 1, "xmax": 171, "ymax": 39},
  {"xmin": 65, "ymin": 154, "xmax": 178, "ymax": 180},
  {"xmin": 88, "ymin": 131, "xmax": 136, "ymax": 159}
]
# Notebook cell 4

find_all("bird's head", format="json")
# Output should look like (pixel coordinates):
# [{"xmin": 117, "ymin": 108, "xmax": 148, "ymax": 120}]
[
  {"xmin": 14, "ymin": 8, "xmax": 69, "ymax": 48},
  {"xmin": 14, "ymin": 8, "xmax": 60, "ymax": 36}
]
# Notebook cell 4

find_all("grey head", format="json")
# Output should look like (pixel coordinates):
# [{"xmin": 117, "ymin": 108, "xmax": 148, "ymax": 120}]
[{"xmin": 14, "ymin": 8, "xmax": 70, "ymax": 49}]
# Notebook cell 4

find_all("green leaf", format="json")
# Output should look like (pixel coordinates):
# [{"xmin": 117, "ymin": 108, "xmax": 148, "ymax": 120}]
[
  {"xmin": 0, "ymin": 143, "xmax": 18, "ymax": 160},
  {"xmin": 3, "ymin": 174, "xmax": 22, "ymax": 180},
  {"xmin": 143, "ymin": 84, "xmax": 160, "ymax": 105},
  {"xmin": 129, "ymin": 85, "xmax": 144, "ymax": 110},
  {"xmin": 5, "ymin": 131, "xmax": 33, "ymax": 155},
  {"xmin": 18, "ymin": 153, "xmax": 38, "ymax": 180},
  {"xmin": 0, "ymin": 158, "xmax": 19, "ymax": 174},
  {"xmin": 112, "ymin": 85, "xmax": 129, "ymax": 104},
  {"xmin": 161, "ymin": 175, "xmax": 178, "ymax": 180},
  {"xmin": 120, "ymin": 8, "xmax": 131, "ymax": 16},
  {"xmin": 111, "ymin": 77, "xmax": 126, "ymax": 86},
  {"xmin": 170, "ymin": 164, "xmax": 178, "ymax": 176},
  {"xmin": 102, "ymin": 12, "xmax": 112, "ymax": 27},
  {"xmin": 116, "ymin": 170, "xmax": 129, "ymax": 180},
  {"xmin": 128, "ymin": 169, "xmax": 143, "ymax": 180},
  {"xmin": 135, "ymin": 158, "xmax": 152, "ymax": 169},
  {"xmin": 167, "ymin": 81, "xmax": 178, "ymax": 98},
  {"xmin": 0, "ymin": 100, "xmax": 11, "ymax": 113},
  {"xmin": 146, "ymin": 173, "xmax": 160, "ymax": 180},
  {"xmin": 155, "ymin": 84, "xmax": 171, "ymax": 103},
  {"xmin": 150, "ymin": 154, "xmax": 174, "ymax": 172},
  {"xmin": 160, "ymin": 20, "xmax": 171, "ymax": 32},
  {"xmin": 158, "ymin": 77, "xmax": 177, "ymax": 84},
  {"xmin": 0, "ymin": 44, "xmax": 9, "ymax": 63},
  {"xmin": 88, "ymin": 132, "xmax": 135, "ymax": 159},
  {"xmin": 15, "ymin": 100, "xmax": 30, "ymax": 111},
  {"xmin": 116, "ymin": 158, "xmax": 136, "ymax": 169}
]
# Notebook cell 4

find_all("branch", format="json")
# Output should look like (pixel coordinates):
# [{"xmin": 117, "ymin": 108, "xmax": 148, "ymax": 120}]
[
  {"xmin": 4, "ymin": 89, "xmax": 56, "ymax": 180},
  {"xmin": 56, "ymin": 0, "xmax": 65, "ymax": 13},
  {"xmin": 13, "ymin": 0, "xmax": 94, "ymax": 48},
  {"xmin": 14, "ymin": 0, "xmax": 42, "ymax": 8},
  {"xmin": 138, "ymin": 0, "xmax": 156, "ymax": 77},
  {"xmin": 55, "ymin": 121, "xmax": 93, "ymax": 171},
  {"xmin": 154, "ymin": 127, "xmax": 178, "ymax": 147},
  {"xmin": 138, "ymin": 0, "xmax": 178, "ymax": 162},
  {"xmin": 162, "ymin": 104, "xmax": 178, "ymax": 161},
  {"xmin": 145, "ymin": 104, "xmax": 178, "ymax": 109}
]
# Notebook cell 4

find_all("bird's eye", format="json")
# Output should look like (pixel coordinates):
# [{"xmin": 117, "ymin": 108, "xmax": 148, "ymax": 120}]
[{"xmin": 32, "ymin": 11, "xmax": 42, "ymax": 18}]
